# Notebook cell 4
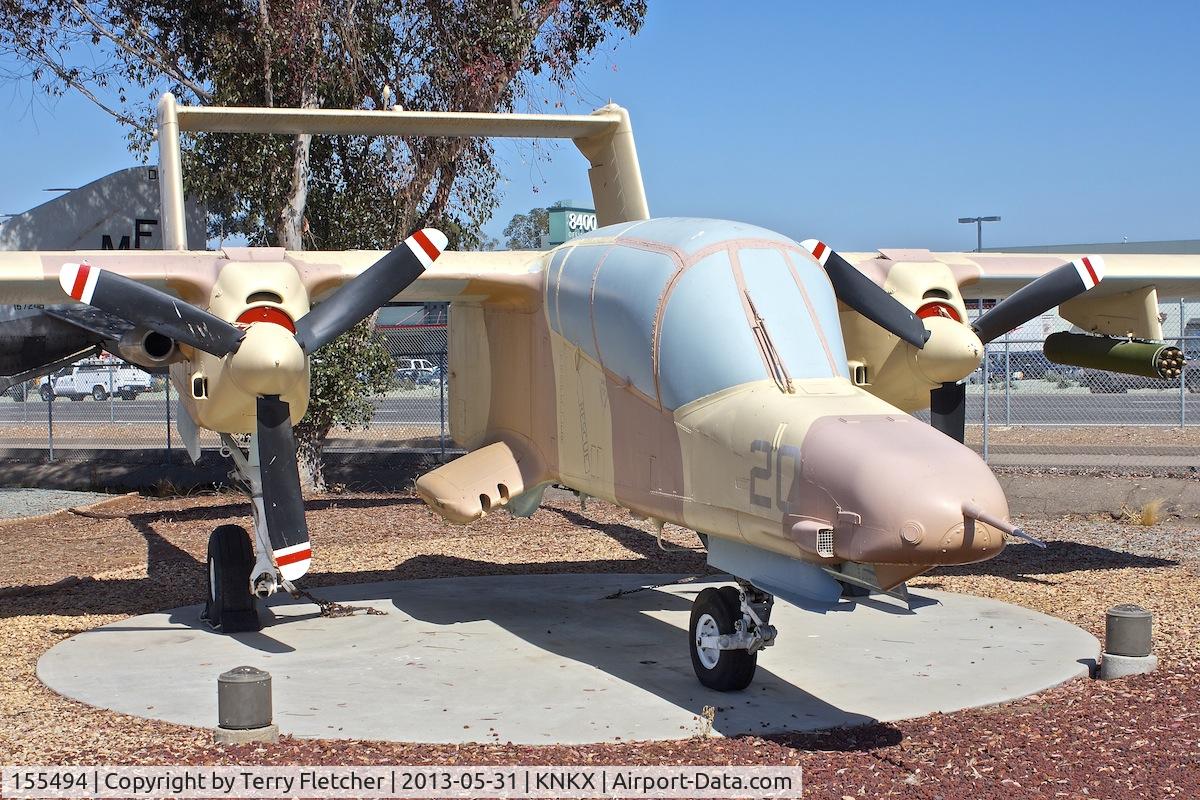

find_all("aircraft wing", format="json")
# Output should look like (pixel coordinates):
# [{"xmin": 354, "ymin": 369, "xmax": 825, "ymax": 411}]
[
  {"xmin": 0, "ymin": 248, "xmax": 545, "ymax": 308},
  {"xmin": 843, "ymin": 249, "xmax": 1200, "ymax": 340}
]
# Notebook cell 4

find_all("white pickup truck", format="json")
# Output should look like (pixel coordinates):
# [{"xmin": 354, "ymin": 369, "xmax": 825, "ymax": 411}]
[{"xmin": 39, "ymin": 363, "xmax": 154, "ymax": 401}]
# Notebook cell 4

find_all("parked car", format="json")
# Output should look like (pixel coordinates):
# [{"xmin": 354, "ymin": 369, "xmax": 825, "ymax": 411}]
[
  {"xmin": 395, "ymin": 358, "xmax": 435, "ymax": 372},
  {"xmin": 39, "ymin": 363, "xmax": 153, "ymax": 401},
  {"xmin": 394, "ymin": 366, "xmax": 444, "ymax": 387}
]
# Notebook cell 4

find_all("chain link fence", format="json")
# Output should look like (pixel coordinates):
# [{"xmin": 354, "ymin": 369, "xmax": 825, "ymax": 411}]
[
  {"xmin": 3, "ymin": 301, "xmax": 1199, "ymax": 471},
  {"xmin": 920, "ymin": 299, "xmax": 1200, "ymax": 470}
]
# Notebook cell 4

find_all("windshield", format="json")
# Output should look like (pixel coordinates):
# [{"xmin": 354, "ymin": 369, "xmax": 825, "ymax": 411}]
[
  {"xmin": 545, "ymin": 219, "xmax": 850, "ymax": 412},
  {"xmin": 658, "ymin": 246, "xmax": 847, "ymax": 410}
]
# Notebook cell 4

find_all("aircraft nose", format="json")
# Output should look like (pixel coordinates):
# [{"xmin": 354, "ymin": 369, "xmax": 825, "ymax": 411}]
[{"xmin": 796, "ymin": 414, "xmax": 1008, "ymax": 565}]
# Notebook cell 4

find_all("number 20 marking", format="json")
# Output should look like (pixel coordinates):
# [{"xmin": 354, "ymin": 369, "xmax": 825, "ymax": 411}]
[{"xmin": 749, "ymin": 439, "xmax": 801, "ymax": 513}]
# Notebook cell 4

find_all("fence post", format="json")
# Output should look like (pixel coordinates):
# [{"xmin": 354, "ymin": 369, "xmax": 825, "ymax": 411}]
[
  {"xmin": 47, "ymin": 387, "xmax": 54, "ymax": 463},
  {"xmin": 1004, "ymin": 337, "xmax": 1011, "ymax": 426},
  {"xmin": 165, "ymin": 377, "xmax": 172, "ymax": 464},
  {"xmin": 980, "ymin": 300, "xmax": 989, "ymax": 462},
  {"xmin": 1181, "ymin": 297, "xmax": 1187, "ymax": 428},
  {"xmin": 439, "ymin": 348, "xmax": 446, "ymax": 457}
]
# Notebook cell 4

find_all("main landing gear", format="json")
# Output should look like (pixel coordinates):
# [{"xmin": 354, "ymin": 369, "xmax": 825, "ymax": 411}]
[{"xmin": 688, "ymin": 581, "xmax": 777, "ymax": 691}]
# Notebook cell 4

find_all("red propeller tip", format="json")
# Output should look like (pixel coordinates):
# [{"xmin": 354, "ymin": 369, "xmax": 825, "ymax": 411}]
[
  {"xmin": 59, "ymin": 262, "xmax": 99, "ymax": 303},
  {"xmin": 799, "ymin": 239, "xmax": 831, "ymax": 267},
  {"xmin": 1073, "ymin": 256, "xmax": 1105, "ymax": 290},
  {"xmin": 407, "ymin": 228, "xmax": 448, "ymax": 268}
]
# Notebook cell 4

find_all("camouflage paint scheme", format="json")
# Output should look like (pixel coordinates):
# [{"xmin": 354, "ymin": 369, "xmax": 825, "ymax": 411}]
[{"xmin": 416, "ymin": 218, "xmax": 1009, "ymax": 592}]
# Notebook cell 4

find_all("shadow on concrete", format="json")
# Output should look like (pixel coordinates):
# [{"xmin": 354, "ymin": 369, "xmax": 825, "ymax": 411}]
[
  {"xmin": 0, "ymin": 495, "xmax": 706, "ymax": 621},
  {"xmin": 375, "ymin": 555, "xmax": 882, "ymax": 739},
  {"xmin": 929, "ymin": 539, "xmax": 1177, "ymax": 582}
]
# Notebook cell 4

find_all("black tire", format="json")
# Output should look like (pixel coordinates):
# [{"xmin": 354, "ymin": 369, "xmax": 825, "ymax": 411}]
[
  {"xmin": 689, "ymin": 587, "xmax": 757, "ymax": 691},
  {"xmin": 91, "ymin": 385, "xmax": 108, "ymax": 401},
  {"xmin": 201, "ymin": 525, "xmax": 261, "ymax": 633},
  {"xmin": 39, "ymin": 385, "xmax": 53, "ymax": 401}
]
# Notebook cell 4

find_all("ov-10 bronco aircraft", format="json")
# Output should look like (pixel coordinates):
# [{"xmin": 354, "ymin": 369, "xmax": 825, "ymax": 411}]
[{"xmin": 1, "ymin": 94, "xmax": 1196, "ymax": 691}]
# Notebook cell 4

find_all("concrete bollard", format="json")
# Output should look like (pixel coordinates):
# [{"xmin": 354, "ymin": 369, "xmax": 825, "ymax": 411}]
[
  {"xmin": 214, "ymin": 666, "xmax": 279, "ymax": 744},
  {"xmin": 1099, "ymin": 604, "xmax": 1157, "ymax": 680}
]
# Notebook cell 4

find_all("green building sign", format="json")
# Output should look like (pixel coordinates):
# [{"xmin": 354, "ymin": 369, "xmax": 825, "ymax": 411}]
[{"xmin": 547, "ymin": 204, "xmax": 598, "ymax": 246}]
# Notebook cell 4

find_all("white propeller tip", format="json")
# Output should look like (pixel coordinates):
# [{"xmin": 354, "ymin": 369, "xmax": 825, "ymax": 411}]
[
  {"xmin": 1073, "ymin": 255, "xmax": 1105, "ymax": 289},
  {"xmin": 406, "ymin": 228, "xmax": 448, "ymax": 269},
  {"xmin": 422, "ymin": 227, "xmax": 449, "ymax": 254},
  {"xmin": 59, "ymin": 262, "xmax": 98, "ymax": 303}
]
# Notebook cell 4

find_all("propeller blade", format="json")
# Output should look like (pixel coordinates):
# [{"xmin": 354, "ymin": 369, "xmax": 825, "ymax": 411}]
[
  {"xmin": 256, "ymin": 395, "xmax": 312, "ymax": 582},
  {"xmin": 971, "ymin": 256, "xmax": 1104, "ymax": 344},
  {"xmin": 294, "ymin": 228, "xmax": 447, "ymax": 353},
  {"xmin": 930, "ymin": 381, "xmax": 967, "ymax": 443},
  {"xmin": 800, "ymin": 240, "xmax": 930, "ymax": 350},
  {"xmin": 59, "ymin": 263, "xmax": 244, "ymax": 357}
]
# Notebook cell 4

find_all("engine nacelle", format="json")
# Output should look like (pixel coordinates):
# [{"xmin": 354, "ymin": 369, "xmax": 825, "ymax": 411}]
[
  {"xmin": 116, "ymin": 328, "xmax": 181, "ymax": 368},
  {"xmin": 1044, "ymin": 332, "xmax": 1185, "ymax": 379}
]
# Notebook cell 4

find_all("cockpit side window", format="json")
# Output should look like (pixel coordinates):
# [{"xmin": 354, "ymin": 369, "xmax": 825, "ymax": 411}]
[
  {"xmin": 550, "ymin": 244, "xmax": 608, "ymax": 360},
  {"xmin": 737, "ymin": 247, "xmax": 848, "ymax": 380},
  {"xmin": 658, "ymin": 252, "xmax": 767, "ymax": 410},
  {"xmin": 592, "ymin": 246, "xmax": 675, "ymax": 399}
]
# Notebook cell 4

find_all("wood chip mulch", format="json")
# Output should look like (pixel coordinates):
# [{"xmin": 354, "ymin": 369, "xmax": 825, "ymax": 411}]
[{"xmin": 1, "ymin": 491, "xmax": 1198, "ymax": 798}]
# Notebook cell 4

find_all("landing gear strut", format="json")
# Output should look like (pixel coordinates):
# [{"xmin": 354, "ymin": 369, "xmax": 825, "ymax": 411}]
[
  {"xmin": 688, "ymin": 582, "xmax": 776, "ymax": 691},
  {"xmin": 200, "ymin": 433, "xmax": 293, "ymax": 634},
  {"xmin": 221, "ymin": 432, "xmax": 295, "ymax": 600}
]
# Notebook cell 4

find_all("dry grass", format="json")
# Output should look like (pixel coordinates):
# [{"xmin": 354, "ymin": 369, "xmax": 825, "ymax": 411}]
[{"xmin": 1120, "ymin": 497, "xmax": 1168, "ymax": 526}]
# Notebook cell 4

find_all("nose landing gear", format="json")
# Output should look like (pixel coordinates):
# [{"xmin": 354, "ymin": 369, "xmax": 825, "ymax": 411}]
[
  {"xmin": 200, "ymin": 524, "xmax": 262, "ymax": 633},
  {"xmin": 688, "ymin": 582, "xmax": 776, "ymax": 691}
]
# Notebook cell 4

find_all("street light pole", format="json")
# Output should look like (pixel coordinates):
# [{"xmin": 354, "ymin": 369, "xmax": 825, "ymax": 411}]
[{"xmin": 958, "ymin": 215, "xmax": 1001, "ymax": 252}]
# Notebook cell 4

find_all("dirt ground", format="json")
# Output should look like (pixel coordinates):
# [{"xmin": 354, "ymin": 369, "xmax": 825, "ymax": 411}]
[{"xmin": 1, "ymin": 491, "xmax": 1198, "ymax": 799}]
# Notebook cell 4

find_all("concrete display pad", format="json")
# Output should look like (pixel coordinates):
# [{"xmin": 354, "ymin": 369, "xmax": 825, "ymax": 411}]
[{"xmin": 38, "ymin": 574, "xmax": 1099, "ymax": 744}]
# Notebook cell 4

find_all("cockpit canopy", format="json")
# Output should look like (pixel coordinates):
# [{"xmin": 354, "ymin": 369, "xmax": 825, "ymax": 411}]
[{"xmin": 545, "ymin": 217, "xmax": 849, "ymax": 411}]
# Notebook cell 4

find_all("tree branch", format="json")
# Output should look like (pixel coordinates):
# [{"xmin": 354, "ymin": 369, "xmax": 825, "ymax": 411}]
[{"xmin": 67, "ymin": 0, "xmax": 212, "ymax": 102}]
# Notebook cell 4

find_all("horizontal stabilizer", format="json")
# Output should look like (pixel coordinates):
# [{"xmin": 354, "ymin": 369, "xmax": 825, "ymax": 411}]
[{"xmin": 415, "ymin": 440, "xmax": 550, "ymax": 524}]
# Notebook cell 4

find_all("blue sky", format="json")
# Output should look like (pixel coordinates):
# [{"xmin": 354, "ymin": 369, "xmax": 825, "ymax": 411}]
[{"xmin": 2, "ymin": 1, "xmax": 1197, "ymax": 250}]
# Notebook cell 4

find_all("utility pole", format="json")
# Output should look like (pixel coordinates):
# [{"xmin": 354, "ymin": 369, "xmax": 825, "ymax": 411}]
[{"xmin": 958, "ymin": 215, "xmax": 1001, "ymax": 252}]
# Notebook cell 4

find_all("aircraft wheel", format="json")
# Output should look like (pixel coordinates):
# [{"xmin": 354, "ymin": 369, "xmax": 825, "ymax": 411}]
[
  {"xmin": 689, "ymin": 587, "xmax": 757, "ymax": 691},
  {"xmin": 201, "ymin": 524, "xmax": 261, "ymax": 633}
]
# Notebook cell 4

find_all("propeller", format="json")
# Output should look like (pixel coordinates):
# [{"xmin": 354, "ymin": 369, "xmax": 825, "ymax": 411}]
[
  {"xmin": 929, "ymin": 255, "xmax": 1105, "ymax": 443},
  {"xmin": 800, "ymin": 239, "xmax": 930, "ymax": 350},
  {"xmin": 295, "ymin": 228, "xmax": 444, "ymax": 353},
  {"xmin": 59, "ymin": 228, "xmax": 447, "ymax": 581},
  {"xmin": 60, "ymin": 263, "xmax": 244, "ymax": 356},
  {"xmin": 256, "ymin": 394, "xmax": 311, "ymax": 580},
  {"xmin": 971, "ymin": 256, "xmax": 1104, "ymax": 346},
  {"xmin": 929, "ymin": 380, "xmax": 966, "ymax": 441}
]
